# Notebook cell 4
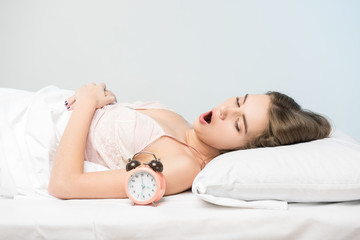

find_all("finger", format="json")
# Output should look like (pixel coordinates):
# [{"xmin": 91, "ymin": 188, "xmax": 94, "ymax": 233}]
[
  {"xmin": 65, "ymin": 95, "xmax": 76, "ymax": 105},
  {"xmin": 105, "ymin": 95, "xmax": 116, "ymax": 105},
  {"xmin": 64, "ymin": 95, "xmax": 76, "ymax": 109},
  {"xmin": 105, "ymin": 89, "xmax": 114, "ymax": 96},
  {"xmin": 98, "ymin": 83, "xmax": 107, "ymax": 92},
  {"xmin": 104, "ymin": 90, "xmax": 112, "ymax": 98},
  {"xmin": 104, "ymin": 89, "xmax": 117, "ymax": 103},
  {"xmin": 109, "ymin": 90, "xmax": 117, "ymax": 102},
  {"xmin": 66, "ymin": 104, "xmax": 75, "ymax": 111}
]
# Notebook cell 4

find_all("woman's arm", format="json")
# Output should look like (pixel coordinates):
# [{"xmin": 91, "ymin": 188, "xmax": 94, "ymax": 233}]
[
  {"xmin": 48, "ymin": 83, "xmax": 127, "ymax": 199},
  {"xmin": 48, "ymin": 83, "xmax": 198, "ymax": 199}
]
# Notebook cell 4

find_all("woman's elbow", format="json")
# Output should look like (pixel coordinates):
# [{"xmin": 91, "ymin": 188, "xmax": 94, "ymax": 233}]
[{"xmin": 48, "ymin": 179, "xmax": 72, "ymax": 199}]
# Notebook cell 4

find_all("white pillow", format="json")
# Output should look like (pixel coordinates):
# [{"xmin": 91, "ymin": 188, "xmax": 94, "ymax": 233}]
[{"xmin": 192, "ymin": 131, "xmax": 360, "ymax": 207}]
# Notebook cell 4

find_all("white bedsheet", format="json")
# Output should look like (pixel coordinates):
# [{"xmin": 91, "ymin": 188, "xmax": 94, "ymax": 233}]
[{"xmin": 1, "ymin": 191, "xmax": 360, "ymax": 240}]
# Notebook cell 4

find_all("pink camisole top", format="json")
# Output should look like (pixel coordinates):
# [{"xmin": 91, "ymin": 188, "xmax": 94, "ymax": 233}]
[{"xmin": 85, "ymin": 102, "xmax": 204, "ymax": 169}]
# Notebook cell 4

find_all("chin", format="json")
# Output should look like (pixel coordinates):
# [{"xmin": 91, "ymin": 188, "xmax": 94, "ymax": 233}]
[{"xmin": 192, "ymin": 118, "xmax": 201, "ymax": 131}]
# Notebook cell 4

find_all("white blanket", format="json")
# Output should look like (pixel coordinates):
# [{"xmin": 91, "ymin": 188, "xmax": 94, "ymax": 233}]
[{"xmin": 0, "ymin": 86, "xmax": 108, "ymax": 199}]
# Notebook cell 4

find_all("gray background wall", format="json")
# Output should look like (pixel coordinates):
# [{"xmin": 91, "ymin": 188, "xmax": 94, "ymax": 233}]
[{"xmin": 1, "ymin": 0, "xmax": 359, "ymax": 141}]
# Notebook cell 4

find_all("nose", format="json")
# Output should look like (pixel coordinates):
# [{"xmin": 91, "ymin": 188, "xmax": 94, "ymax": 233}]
[
  {"xmin": 219, "ymin": 106, "xmax": 239, "ymax": 120},
  {"xmin": 219, "ymin": 106, "xmax": 230, "ymax": 120}
]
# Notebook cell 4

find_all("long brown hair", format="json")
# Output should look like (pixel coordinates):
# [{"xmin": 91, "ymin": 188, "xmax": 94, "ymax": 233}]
[{"xmin": 245, "ymin": 91, "xmax": 332, "ymax": 149}]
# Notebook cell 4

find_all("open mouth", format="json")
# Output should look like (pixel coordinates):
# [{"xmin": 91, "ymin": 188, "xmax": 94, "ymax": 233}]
[
  {"xmin": 200, "ymin": 110, "xmax": 213, "ymax": 125},
  {"xmin": 204, "ymin": 111, "xmax": 212, "ymax": 124}
]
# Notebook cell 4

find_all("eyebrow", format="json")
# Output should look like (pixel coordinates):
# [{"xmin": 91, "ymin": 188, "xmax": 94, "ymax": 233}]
[{"xmin": 242, "ymin": 94, "xmax": 248, "ymax": 134}]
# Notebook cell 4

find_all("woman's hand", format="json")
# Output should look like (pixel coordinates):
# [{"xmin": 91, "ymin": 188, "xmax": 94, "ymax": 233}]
[
  {"xmin": 49, "ymin": 82, "xmax": 126, "ymax": 199},
  {"xmin": 64, "ymin": 83, "xmax": 117, "ymax": 110}
]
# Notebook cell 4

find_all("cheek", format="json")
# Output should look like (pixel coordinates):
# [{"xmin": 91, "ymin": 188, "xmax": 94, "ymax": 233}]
[
  {"xmin": 216, "ymin": 134, "xmax": 246, "ymax": 150},
  {"xmin": 203, "ymin": 128, "xmax": 245, "ymax": 150},
  {"xmin": 193, "ymin": 124, "xmax": 220, "ymax": 148},
  {"xmin": 214, "ymin": 124, "xmax": 251, "ymax": 149},
  {"xmin": 193, "ymin": 121, "xmax": 248, "ymax": 150}
]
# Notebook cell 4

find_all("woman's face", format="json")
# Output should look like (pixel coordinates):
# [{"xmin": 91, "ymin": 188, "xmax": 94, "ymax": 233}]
[{"xmin": 193, "ymin": 94, "xmax": 271, "ymax": 150}]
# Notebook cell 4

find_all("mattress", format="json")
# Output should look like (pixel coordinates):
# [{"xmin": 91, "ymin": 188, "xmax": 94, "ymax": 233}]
[{"xmin": 1, "ymin": 191, "xmax": 360, "ymax": 240}]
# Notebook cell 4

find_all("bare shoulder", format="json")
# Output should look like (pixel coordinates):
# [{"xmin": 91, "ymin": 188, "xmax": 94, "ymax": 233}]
[
  {"xmin": 162, "ymin": 153, "xmax": 201, "ymax": 196},
  {"xmin": 136, "ymin": 108, "xmax": 200, "ymax": 195}
]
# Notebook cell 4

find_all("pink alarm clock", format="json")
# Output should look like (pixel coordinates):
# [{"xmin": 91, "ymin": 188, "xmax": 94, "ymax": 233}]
[{"xmin": 125, "ymin": 152, "xmax": 166, "ymax": 206}]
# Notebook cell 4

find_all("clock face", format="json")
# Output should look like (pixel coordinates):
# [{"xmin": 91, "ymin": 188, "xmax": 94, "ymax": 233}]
[{"xmin": 127, "ymin": 170, "xmax": 157, "ymax": 202}]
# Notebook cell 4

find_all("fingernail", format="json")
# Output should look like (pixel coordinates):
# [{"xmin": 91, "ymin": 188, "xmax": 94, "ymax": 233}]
[
  {"xmin": 64, "ymin": 101, "xmax": 68, "ymax": 106},
  {"xmin": 67, "ymin": 106, "xmax": 70, "ymax": 110}
]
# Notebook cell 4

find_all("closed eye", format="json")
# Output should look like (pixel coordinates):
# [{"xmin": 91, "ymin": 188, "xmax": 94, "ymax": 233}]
[
  {"xmin": 235, "ymin": 119, "xmax": 240, "ymax": 132},
  {"xmin": 235, "ymin": 97, "xmax": 241, "ymax": 132},
  {"xmin": 236, "ymin": 97, "xmax": 240, "ymax": 107}
]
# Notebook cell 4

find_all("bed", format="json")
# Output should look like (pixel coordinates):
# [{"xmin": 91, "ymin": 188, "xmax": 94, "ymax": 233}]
[
  {"xmin": 1, "ymin": 192, "xmax": 360, "ymax": 240},
  {"xmin": 1, "ymin": 86, "xmax": 360, "ymax": 240}
]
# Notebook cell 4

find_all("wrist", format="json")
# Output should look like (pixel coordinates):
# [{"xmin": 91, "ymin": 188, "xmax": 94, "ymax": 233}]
[{"xmin": 74, "ymin": 97, "xmax": 98, "ymax": 110}]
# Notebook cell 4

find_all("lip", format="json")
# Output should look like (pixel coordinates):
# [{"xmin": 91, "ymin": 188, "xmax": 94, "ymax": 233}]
[{"xmin": 199, "ymin": 110, "xmax": 213, "ymax": 125}]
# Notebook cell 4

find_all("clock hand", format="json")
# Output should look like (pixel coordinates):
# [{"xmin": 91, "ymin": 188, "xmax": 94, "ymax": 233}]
[{"xmin": 141, "ymin": 175, "xmax": 145, "ymax": 189}]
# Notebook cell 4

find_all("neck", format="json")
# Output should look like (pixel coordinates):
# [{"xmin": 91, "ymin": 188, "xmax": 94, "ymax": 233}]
[{"xmin": 185, "ymin": 129, "xmax": 220, "ymax": 166}]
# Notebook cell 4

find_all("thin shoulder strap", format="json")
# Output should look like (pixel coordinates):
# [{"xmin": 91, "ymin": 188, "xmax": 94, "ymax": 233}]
[{"xmin": 164, "ymin": 135, "xmax": 207, "ymax": 169}]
